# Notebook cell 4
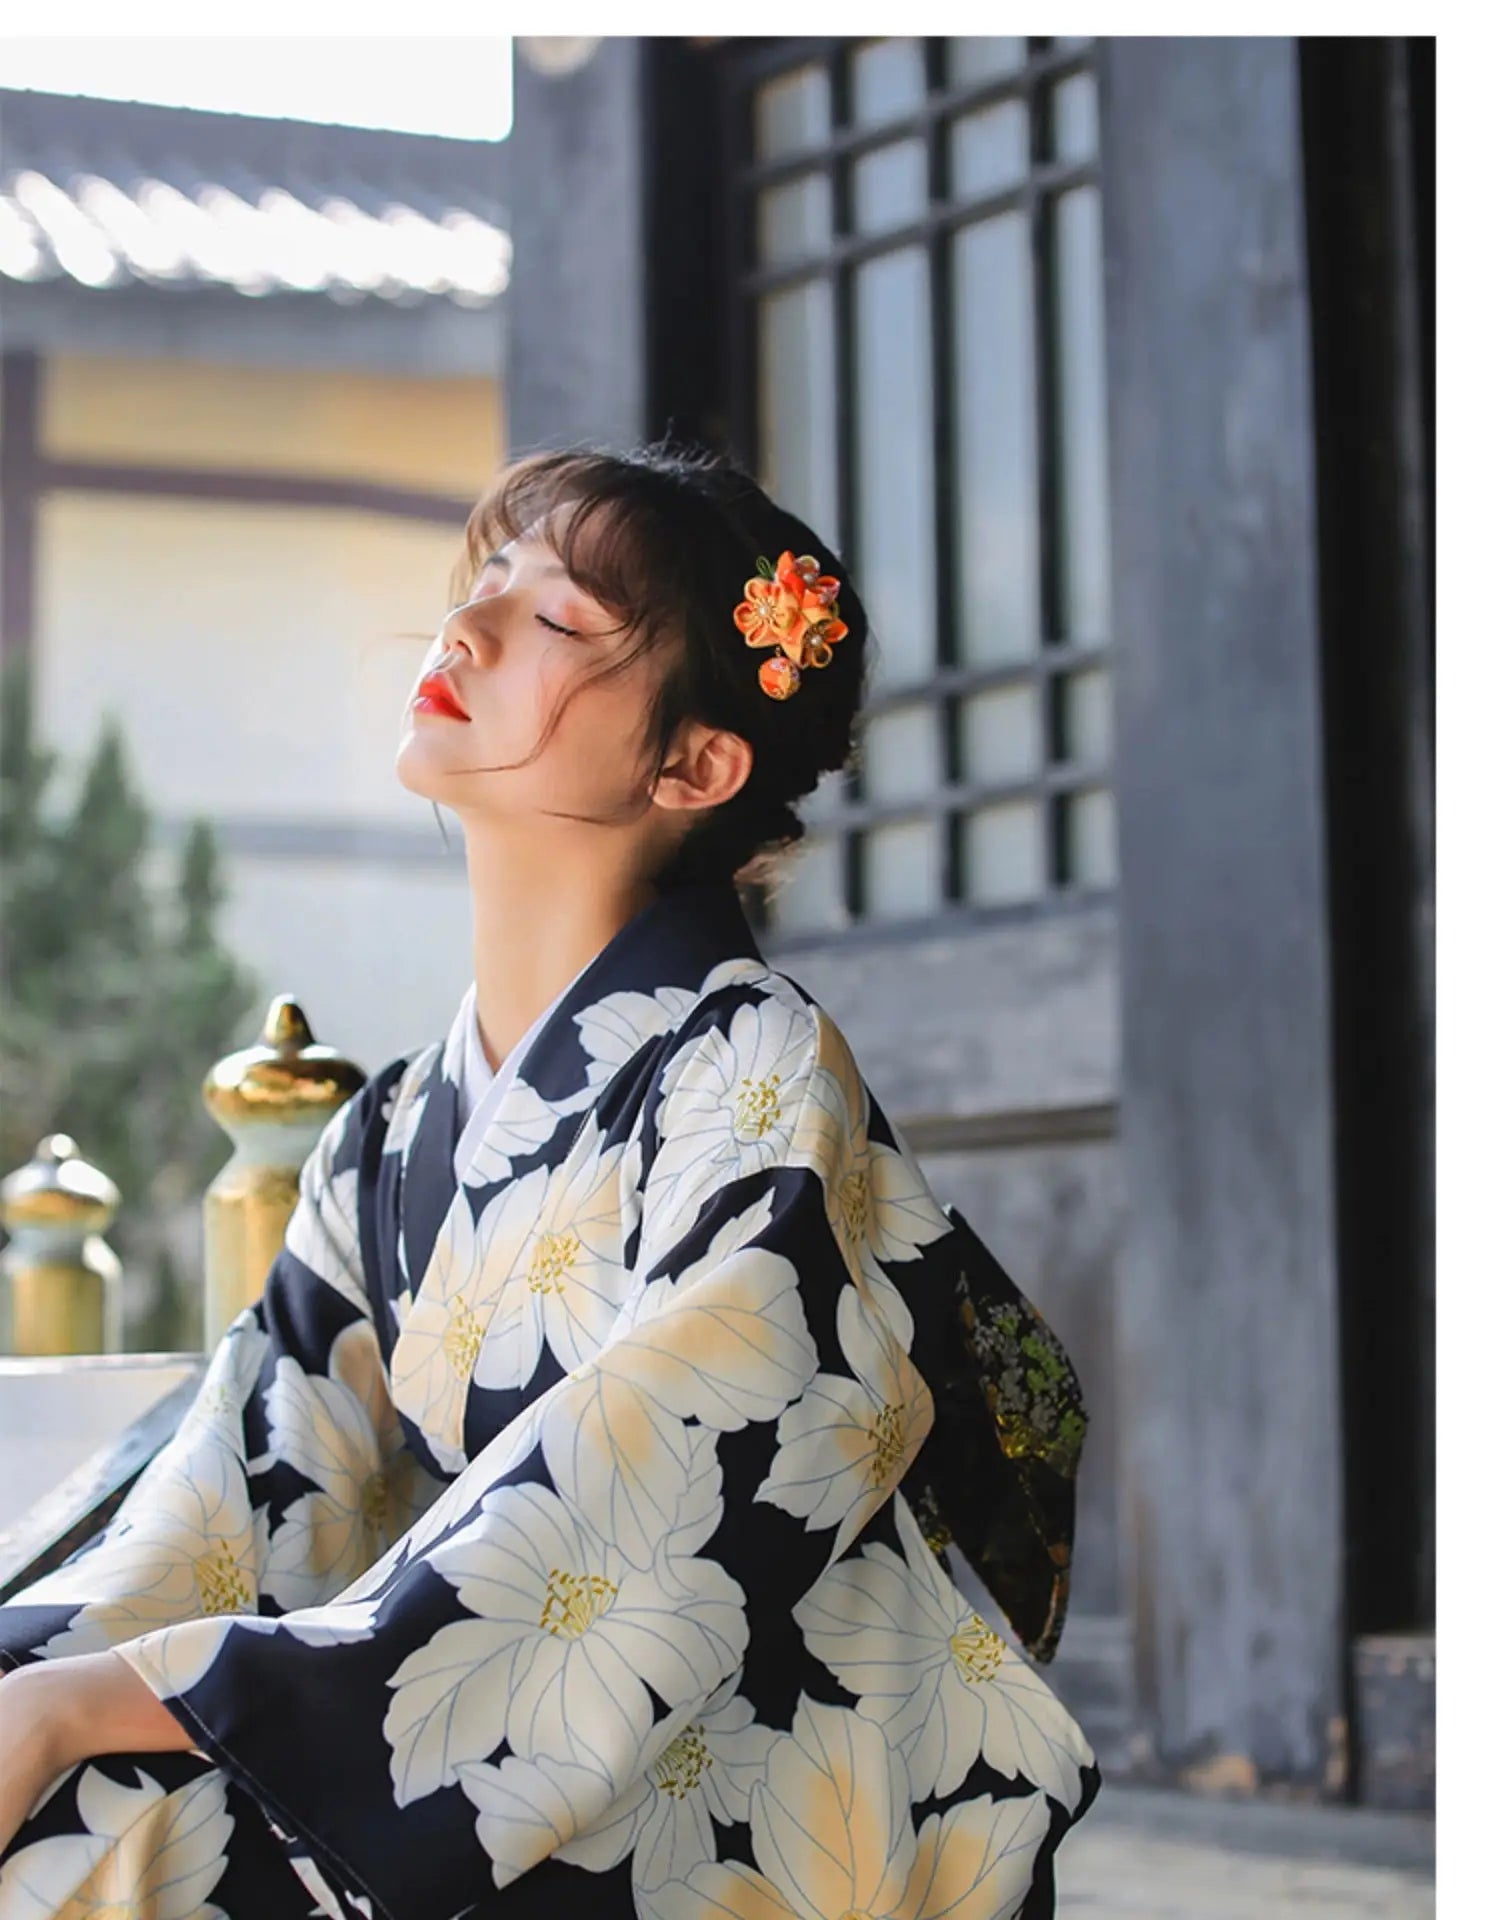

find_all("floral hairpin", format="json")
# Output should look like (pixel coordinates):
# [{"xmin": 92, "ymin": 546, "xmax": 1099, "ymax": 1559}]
[{"xmin": 734, "ymin": 549, "xmax": 850, "ymax": 699}]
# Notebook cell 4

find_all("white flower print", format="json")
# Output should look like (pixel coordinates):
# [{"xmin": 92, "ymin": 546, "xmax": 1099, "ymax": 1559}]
[
  {"xmin": 286, "ymin": 1847, "xmax": 367, "ymax": 1920},
  {"xmin": 381, "ymin": 1056, "xmax": 432, "ymax": 1160},
  {"xmin": 388, "ymin": 1175, "xmax": 485, "ymax": 1472},
  {"xmin": 653, "ymin": 1697, "xmax": 1052, "ymax": 1920},
  {"xmin": 557, "ymin": 1674, "xmax": 778, "ymax": 1898},
  {"xmin": 795, "ymin": 1493, "xmax": 1095, "ymax": 1810},
  {"xmin": 0, "ymin": 1764, "xmax": 232, "ymax": 1920},
  {"xmin": 644, "ymin": 993, "xmax": 818, "ymax": 1250},
  {"xmin": 261, "ymin": 1320, "xmax": 437, "ymax": 1610},
  {"xmin": 575, "ymin": 985, "xmax": 700, "ymax": 1088},
  {"xmin": 756, "ymin": 1284, "xmax": 934, "ymax": 1564},
  {"xmin": 472, "ymin": 1117, "xmax": 640, "ymax": 1390},
  {"xmin": 382, "ymin": 1481, "xmax": 747, "ymax": 1806},
  {"xmin": 789, "ymin": 1011, "xmax": 951, "ymax": 1354},
  {"xmin": 658, "ymin": 1424, "xmax": 727, "ymax": 1575},
  {"xmin": 283, "ymin": 1162, "xmax": 366, "ymax": 1318},
  {"xmin": 118, "ymin": 1591, "xmax": 385, "ymax": 1701},
  {"xmin": 27, "ymin": 1429, "xmax": 258, "ymax": 1661},
  {"xmin": 456, "ymin": 1751, "xmax": 613, "ymax": 1894},
  {"xmin": 116, "ymin": 1617, "xmax": 241, "ymax": 1703},
  {"xmin": 328, "ymin": 1395, "xmax": 550, "ymax": 1612},
  {"xmin": 175, "ymin": 1310, "xmax": 269, "ymax": 1448},
  {"xmin": 572, "ymin": 959, "xmax": 774, "ymax": 1103},
  {"xmin": 631, "ymin": 1170, "xmax": 777, "ymax": 1293},
  {"xmin": 459, "ymin": 1077, "xmax": 569, "ymax": 1189},
  {"xmin": 541, "ymin": 1195, "xmax": 818, "ymax": 1568},
  {"xmin": 390, "ymin": 1116, "xmax": 637, "ymax": 1467}
]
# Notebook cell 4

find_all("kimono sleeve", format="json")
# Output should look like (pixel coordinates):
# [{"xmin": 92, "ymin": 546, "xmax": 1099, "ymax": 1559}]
[
  {"xmin": 105, "ymin": 986, "xmax": 930, "ymax": 1919},
  {"xmin": 0, "ymin": 1056, "xmax": 421, "ymax": 1675}
]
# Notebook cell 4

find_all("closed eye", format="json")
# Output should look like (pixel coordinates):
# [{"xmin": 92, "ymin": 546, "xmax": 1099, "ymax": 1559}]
[{"xmin": 537, "ymin": 613, "xmax": 581, "ymax": 638}]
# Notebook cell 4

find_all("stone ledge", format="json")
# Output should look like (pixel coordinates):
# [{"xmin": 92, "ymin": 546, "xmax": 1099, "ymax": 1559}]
[{"xmin": 1082, "ymin": 1778, "xmax": 1434, "ymax": 1874}]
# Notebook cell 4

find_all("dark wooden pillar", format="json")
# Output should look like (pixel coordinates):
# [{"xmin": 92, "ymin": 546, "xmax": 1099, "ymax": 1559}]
[
  {"xmin": 1099, "ymin": 38, "xmax": 1348, "ymax": 1793},
  {"xmin": 504, "ymin": 39, "xmax": 731, "ymax": 458},
  {"xmin": 504, "ymin": 39, "xmax": 651, "ymax": 454},
  {"xmin": 1299, "ymin": 35, "xmax": 1434, "ymax": 1643}
]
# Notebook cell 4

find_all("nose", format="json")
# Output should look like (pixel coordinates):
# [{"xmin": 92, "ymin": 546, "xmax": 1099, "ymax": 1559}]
[{"xmin": 443, "ymin": 590, "xmax": 506, "ymax": 664}]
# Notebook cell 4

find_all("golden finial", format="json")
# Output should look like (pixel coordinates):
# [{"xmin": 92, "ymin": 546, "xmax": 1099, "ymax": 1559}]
[
  {"xmin": 0, "ymin": 1134, "xmax": 123, "ymax": 1354},
  {"xmin": 201, "ymin": 996, "xmax": 366, "ymax": 1348}
]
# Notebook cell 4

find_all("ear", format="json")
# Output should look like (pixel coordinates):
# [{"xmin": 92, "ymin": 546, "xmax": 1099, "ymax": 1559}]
[{"xmin": 651, "ymin": 719, "xmax": 754, "ymax": 819}]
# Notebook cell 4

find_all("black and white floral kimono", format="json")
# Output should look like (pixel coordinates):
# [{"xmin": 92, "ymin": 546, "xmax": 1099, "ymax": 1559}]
[{"xmin": 0, "ymin": 880, "xmax": 1102, "ymax": 1919}]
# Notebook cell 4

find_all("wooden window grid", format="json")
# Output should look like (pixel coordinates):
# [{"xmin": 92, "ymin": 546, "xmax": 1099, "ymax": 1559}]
[{"xmin": 720, "ymin": 36, "xmax": 1117, "ymax": 942}]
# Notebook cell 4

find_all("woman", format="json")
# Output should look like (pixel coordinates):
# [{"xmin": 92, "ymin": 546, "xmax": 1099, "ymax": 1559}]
[{"xmin": 0, "ymin": 443, "xmax": 1102, "ymax": 1917}]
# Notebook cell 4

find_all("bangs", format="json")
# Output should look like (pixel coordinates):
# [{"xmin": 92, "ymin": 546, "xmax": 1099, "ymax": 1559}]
[{"xmin": 453, "ymin": 450, "xmax": 714, "ymax": 654}]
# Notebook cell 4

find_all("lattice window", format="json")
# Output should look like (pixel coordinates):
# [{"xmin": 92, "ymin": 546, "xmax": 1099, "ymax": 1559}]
[{"xmin": 727, "ymin": 36, "xmax": 1115, "ymax": 935}]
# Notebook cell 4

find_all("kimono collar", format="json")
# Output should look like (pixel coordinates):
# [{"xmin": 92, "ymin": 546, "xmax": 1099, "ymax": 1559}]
[
  {"xmin": 396, "ymin": 879, "xmax": 771, "ymax": 1328},
  {"xmin": 446, "ymin": 878, "xmax": 768, "ymax": 1111}
]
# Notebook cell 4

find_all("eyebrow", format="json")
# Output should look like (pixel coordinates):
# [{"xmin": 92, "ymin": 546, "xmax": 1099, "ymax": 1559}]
[{"xmin": 484, "ymin": 547, "xmax": 571, "ymax": 580}]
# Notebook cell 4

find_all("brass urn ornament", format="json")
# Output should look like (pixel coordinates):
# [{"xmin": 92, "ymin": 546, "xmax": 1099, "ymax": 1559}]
[
  {"xmin": 201, "ymin": 995, "xmax": 365, "ymax": 1349},
  {"xmin": 0, "ymin": 1133, "xmax": 123, "ymax": 1355}
]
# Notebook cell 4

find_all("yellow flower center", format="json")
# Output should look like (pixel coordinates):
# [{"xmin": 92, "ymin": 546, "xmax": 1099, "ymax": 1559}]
[
  {"xmin": 361, "ymin": 1470, "xmax": 390, "ymax": 1532},
  {"xmin": 871, "ymin": 1401, "xmax": 906, "ymax": 1484},
  {"xmin": 442, "ymin": 1294, "xmax": 483, "ymax": 1379},
  {"xmin": 734, "ymin": 1071, "xmax": 782, "ymax": 1140},
  {"xmin": 539, "ymin": 1566, "xmax": 619, "ymax": 1638},
  {"xmin": 839, "ymin": 1167, "xmax": 871, "ymax": 1247},
  {"xmin": 950, "ymin": 1612, "xmax": 1008, "ymax": 1684},
  {"xmin": 528, "ymin": 1228, "xmax": 580, "ymax": 1295},
  {"xmin": 651, "ymin": 1723, "xmax": 713, "ymax": 1799},
  {"xmin": 193, "ymin": 1538, "xmax": 252, "ymax": 1616}
]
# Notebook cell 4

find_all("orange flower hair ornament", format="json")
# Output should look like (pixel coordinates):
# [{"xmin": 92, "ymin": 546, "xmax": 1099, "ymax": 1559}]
[{"xmin": 733, "ymin": 549, "xmax": 850, "ymax": 699}]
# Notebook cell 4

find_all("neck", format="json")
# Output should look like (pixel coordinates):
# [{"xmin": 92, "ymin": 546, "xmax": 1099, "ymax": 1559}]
[{"xmin": 464, "ymin": 832, "xmax": 660, "ymax": 1072}]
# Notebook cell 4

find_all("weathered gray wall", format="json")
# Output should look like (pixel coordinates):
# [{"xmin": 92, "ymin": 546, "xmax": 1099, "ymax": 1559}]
[
  {"xmin": 773, "ymin": 902, "xmax": 1118, "ymax": 1120},
  {"xmin": 1098, "ymin": 36, "xmax": 1346, "ymax": 1791}
]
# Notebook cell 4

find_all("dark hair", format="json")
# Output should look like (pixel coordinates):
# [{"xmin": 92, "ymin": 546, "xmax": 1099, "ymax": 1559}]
[{"xmin": 432, "ymin": 435, "xmax": 873, "ymax": 892}]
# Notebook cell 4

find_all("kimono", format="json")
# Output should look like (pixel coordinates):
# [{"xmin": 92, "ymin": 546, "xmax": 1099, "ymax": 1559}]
[{"xmin": 0, "ymin": 878, "xmax": 1102, "ymax": 1919}]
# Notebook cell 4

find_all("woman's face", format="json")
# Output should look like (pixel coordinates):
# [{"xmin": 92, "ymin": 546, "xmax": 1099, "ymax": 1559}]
[{"xmin": 395, "ymin": 507, "xmax": 661, "ymax": 833}]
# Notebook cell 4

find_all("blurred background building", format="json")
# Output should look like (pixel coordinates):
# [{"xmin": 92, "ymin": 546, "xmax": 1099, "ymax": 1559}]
[
  {"xmin": 0, "ymin": 83, "xmax": 507, "ymax": 1056},
  {"xmin": 0, "ymin": 34, "xmax": 1433, "ymax": 1821}
]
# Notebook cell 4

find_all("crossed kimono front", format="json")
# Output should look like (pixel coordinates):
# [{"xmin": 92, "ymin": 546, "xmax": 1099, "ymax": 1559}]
[{"xmin": 0, "ymin": 880, "xmax": 1101, "ymax": 1920}]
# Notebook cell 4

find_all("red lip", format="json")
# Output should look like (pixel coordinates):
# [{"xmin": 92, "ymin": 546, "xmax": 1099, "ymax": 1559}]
[{"xmin": 414, "ymin": 672, "xmax": 470, "ymax": 720}]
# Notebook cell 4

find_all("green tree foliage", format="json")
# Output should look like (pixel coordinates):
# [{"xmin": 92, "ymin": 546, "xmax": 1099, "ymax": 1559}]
[{"xmin": 0, "ymin": 653, "xmax": 262, "ymax": 1349}]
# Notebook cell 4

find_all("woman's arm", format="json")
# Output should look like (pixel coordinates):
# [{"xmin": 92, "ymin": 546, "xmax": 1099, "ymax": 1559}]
[{"xmin": 0, "ymin": 1651, "xmax": 194, "ymax": 1855}]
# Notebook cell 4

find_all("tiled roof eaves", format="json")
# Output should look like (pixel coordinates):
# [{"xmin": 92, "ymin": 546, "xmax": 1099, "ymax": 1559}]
[{"xmin": 0, "ymin": 86, "xmax": 510, "ymax": 305}]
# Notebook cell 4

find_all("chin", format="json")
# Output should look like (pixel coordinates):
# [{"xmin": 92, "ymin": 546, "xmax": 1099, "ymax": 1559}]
[{"xmin": 393, "ymin": 725, "xmax": 453, "ymax": 802}]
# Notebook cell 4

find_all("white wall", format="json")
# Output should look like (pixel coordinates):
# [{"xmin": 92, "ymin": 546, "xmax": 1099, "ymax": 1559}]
[{"xmin": 215, "ymin": 851, "xmax": 474, "ymax": 1076}]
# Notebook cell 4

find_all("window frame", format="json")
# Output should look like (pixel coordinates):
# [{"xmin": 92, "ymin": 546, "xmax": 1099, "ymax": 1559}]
[{"xmin": 720, "ymin": 35, "xmax": 1116, "ymax": 943}]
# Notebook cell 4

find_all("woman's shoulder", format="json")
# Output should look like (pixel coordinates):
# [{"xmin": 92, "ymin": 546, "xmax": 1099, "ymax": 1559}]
[
  {"xmin": 642, "ymin": 960, "xmax": 900, "ymax": 1172},
  {"xmin": 657, "ymin": 956, "xmax": 867, "ymax": 1087}
]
